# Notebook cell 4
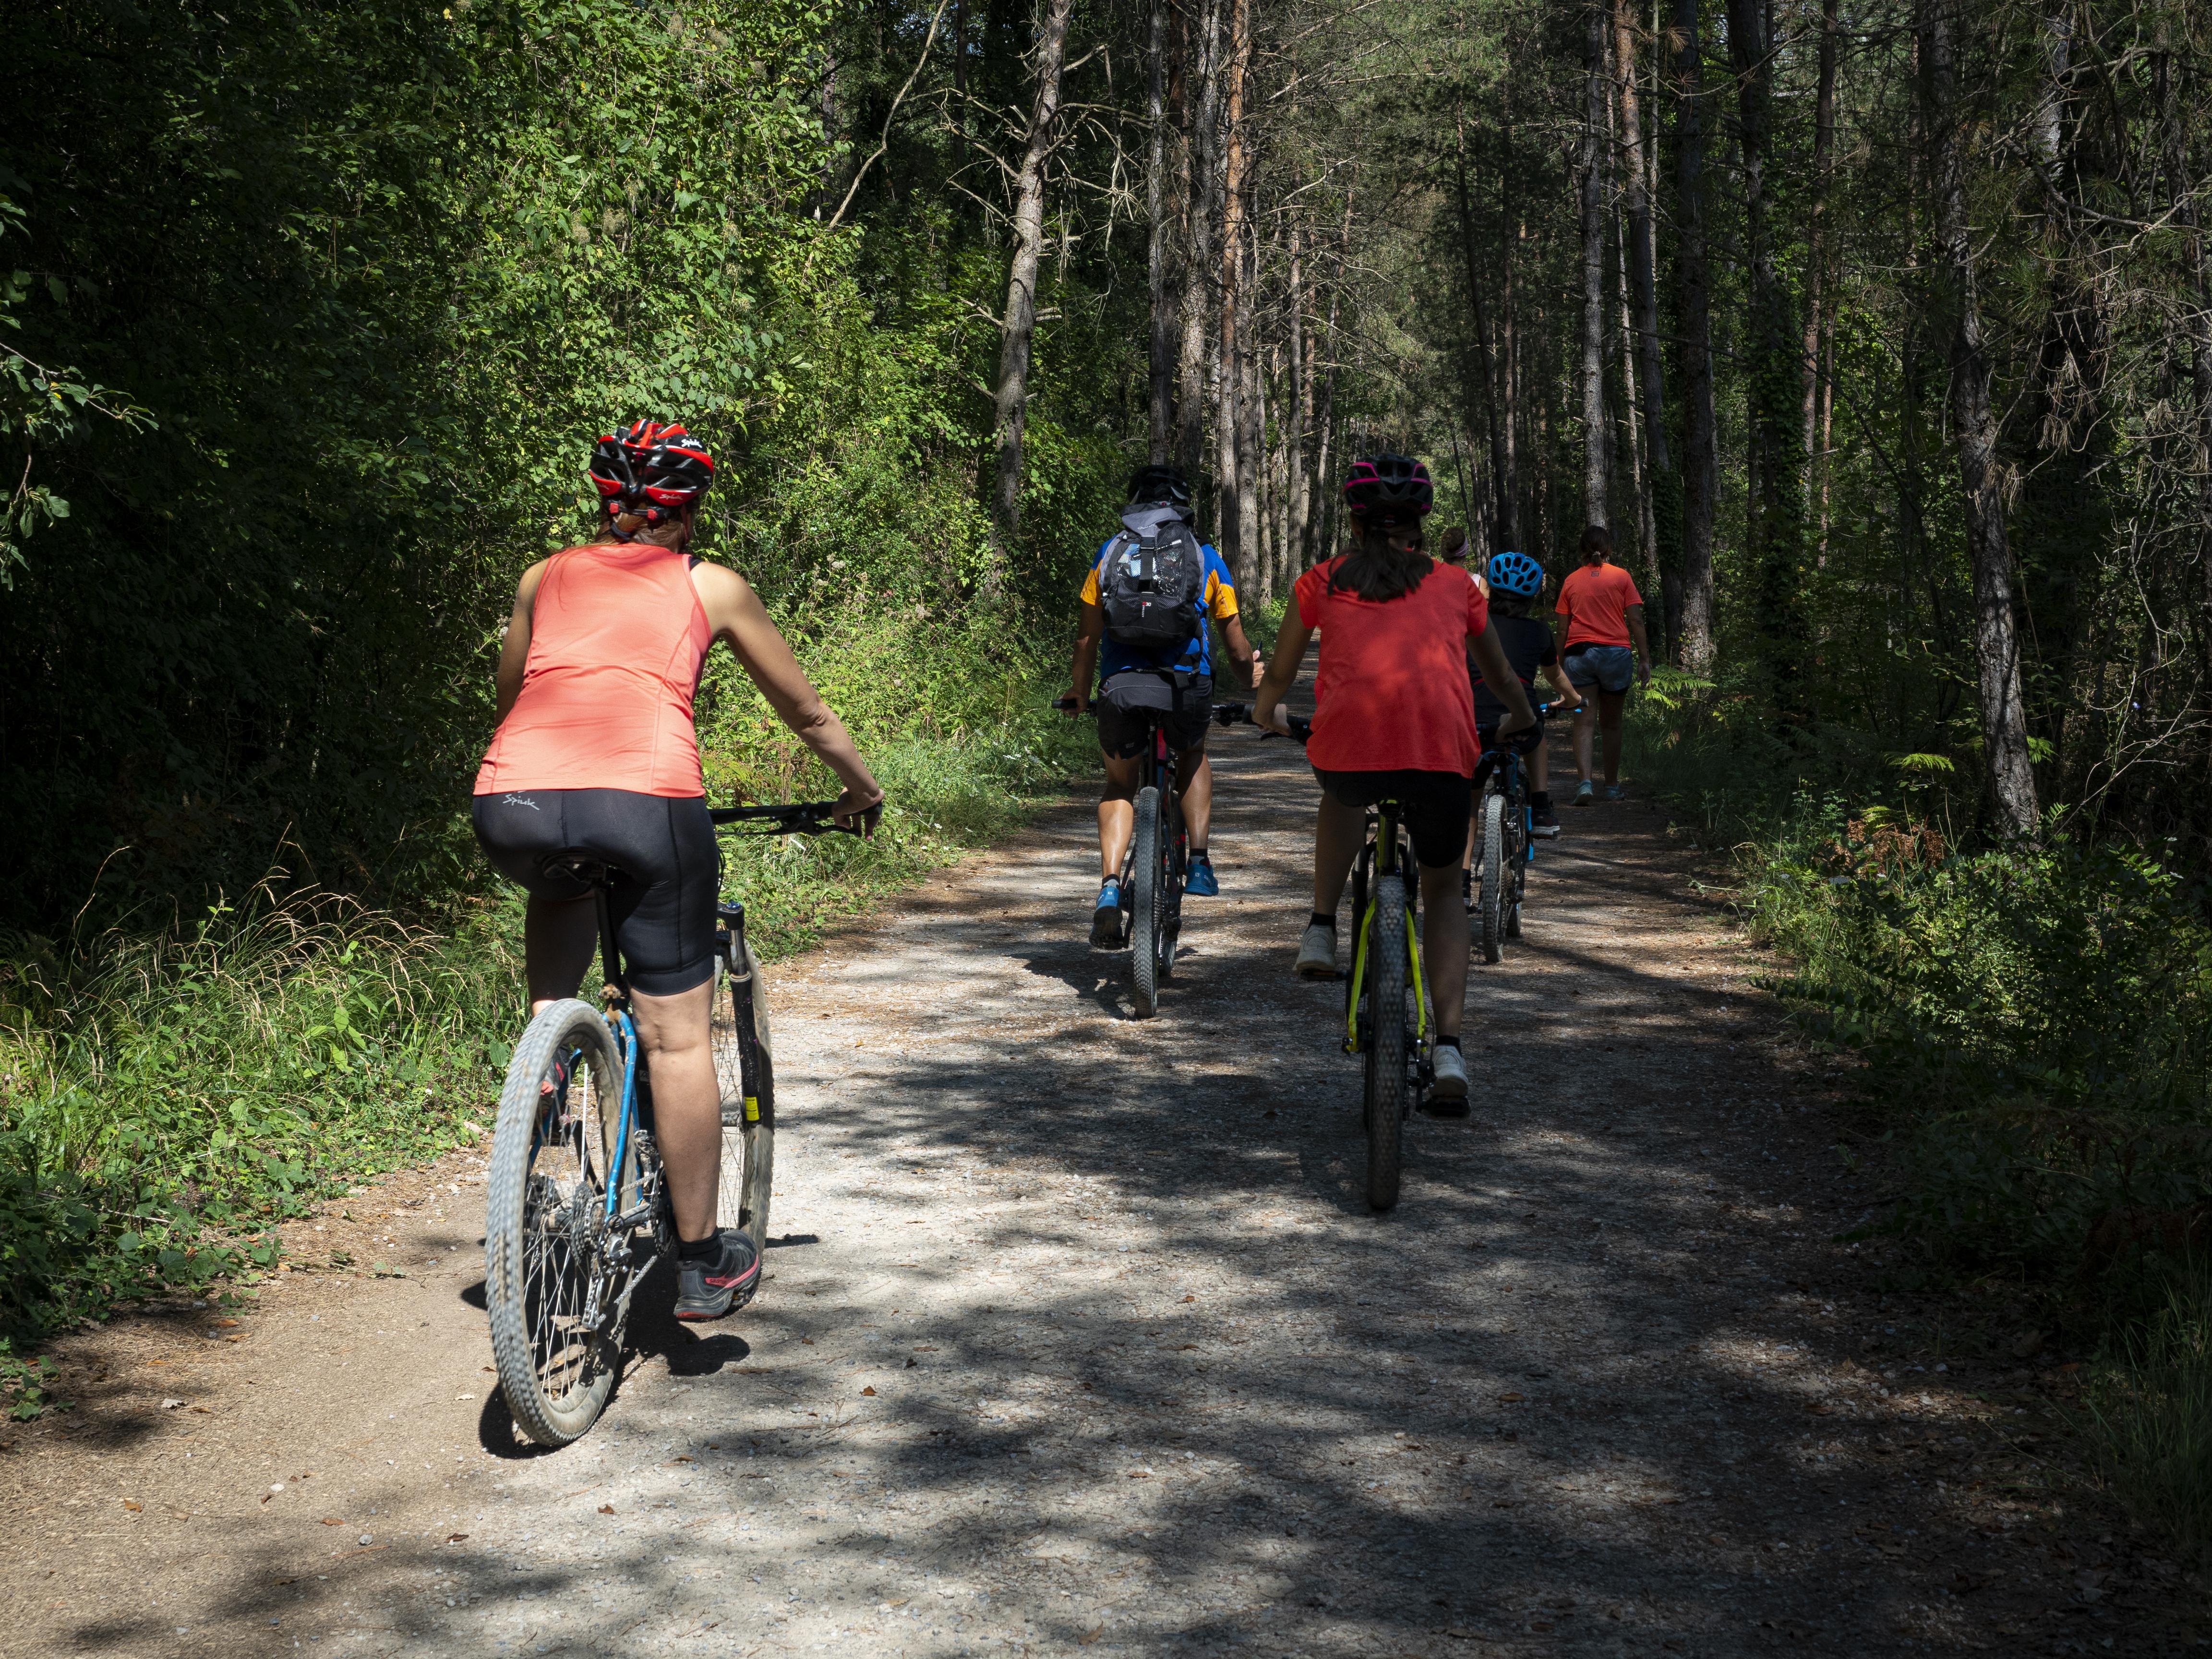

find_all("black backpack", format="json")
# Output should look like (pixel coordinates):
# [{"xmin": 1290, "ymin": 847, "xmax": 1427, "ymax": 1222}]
[{"xmin": 1096, "ymin": 520, "xmax": 1203, "ymax": 655}]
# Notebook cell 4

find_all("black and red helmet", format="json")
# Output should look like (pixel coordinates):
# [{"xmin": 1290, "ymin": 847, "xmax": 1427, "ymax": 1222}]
[
  {"xmin": 1342, "ymin": 453, "xmax": 1434, "ymax": 527},
  {"xmin": 588, "ymin": 420, "xmax": 715, "ymax": 533}
]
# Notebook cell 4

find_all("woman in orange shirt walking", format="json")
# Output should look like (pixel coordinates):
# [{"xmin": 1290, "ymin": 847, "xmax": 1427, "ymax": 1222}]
[
  {"xmin": 1553, "ymin": 523, "xmax": 1652, "ymax": 804},
  {"xmin": 473, "ymin": 421, "xmax": 882, "ymax": 1321}
]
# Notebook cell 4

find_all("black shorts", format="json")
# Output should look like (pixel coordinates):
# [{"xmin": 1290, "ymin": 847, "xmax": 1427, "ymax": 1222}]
[
  {"xmin": 1312, "ymin": 769, "xmax": 1472, "ymax": 869},
  {"xmin": 1095, "ymin": 671, "xmax": 1213, "ymax": 760},
  {"xmin": 472, "ymin": 788, "xmax": 721, "ymax": 996}
]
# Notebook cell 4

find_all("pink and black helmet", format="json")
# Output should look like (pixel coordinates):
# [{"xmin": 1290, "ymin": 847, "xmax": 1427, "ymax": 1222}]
[{"xmin": 1341, "ymin": 453, "xmax": 1434, "ymax": 527}]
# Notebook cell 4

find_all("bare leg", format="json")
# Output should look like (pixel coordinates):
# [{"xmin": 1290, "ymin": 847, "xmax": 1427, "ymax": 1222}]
[
  {"xmin": 1599, "ymin": 689, "xmax": 1627, "ymax": 784},
  {"xmin": 1419, "ymin": 862, "xmax": 1468, "ymax": 1038},
  {"xmin": 1177, "ymin": 746, "xmax": 1213, "ymax": 849},
  {"xmin": 629, "ymin": 981, "xmax": 720, "ymax": 1244},
  {"xmin": 524, "ymin": 894, "xmax": 598, "ymax": 1016},
  {"xmin": 1573, "ymin": 699, "xmax": 1598, "ymax": 782},
  {"xmin": 1311, "ymin": 792, "xmax": 1366, "ymax": 915},
  {"xmin": 1097, "ymin": 752, "xmax": 1140, "ymax": 880}
]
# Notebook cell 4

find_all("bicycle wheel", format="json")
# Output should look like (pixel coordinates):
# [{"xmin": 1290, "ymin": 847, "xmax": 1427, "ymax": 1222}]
[
  {"xmin": 1130, "ymin": 785, "xmax": 1163, "ymax": 1019},
  {"xmin": 710, "ymin": 935, "xmax": 776, "ymax": 1269},
  {"xmin": 1363, "ymin": 874, "xmax": 1408, "ymax": 1212},
  {"xmin": 1505, "ymin": 805, "xmax": 1527, "ymax": 939},
  {"xmin": 1157, "ymin": 792, "xmax": 1186, "ymax": 982},
  {"xmin": 485, "ymin": 999, "xmax": 632, "ymax": 1447},
  {"xmin": 1477, "ymin": 792, "xmax": 1505, "ymax": 964}
]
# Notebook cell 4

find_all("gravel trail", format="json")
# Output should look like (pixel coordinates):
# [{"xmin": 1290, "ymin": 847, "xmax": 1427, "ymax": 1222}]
[{"xmin": 2, "ymin": 709, "xmax": 2199, "ymax": 1657}]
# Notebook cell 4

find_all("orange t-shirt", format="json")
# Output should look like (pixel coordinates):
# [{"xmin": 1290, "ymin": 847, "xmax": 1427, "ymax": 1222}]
[
  {"xmin": 1555, "ymin": 560, "xmax": 1643, "ymax": 648},
  {"xmin": 1294, "ymin": 558, "xmax": 1489, "ymax": 776},
  {"xmin": 474, "ymin": 542, "xmax": 713, "ymax": 797}
]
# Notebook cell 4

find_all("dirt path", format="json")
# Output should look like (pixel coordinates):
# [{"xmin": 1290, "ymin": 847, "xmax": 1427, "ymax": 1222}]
[{"xmin": 2, "ymin": 709, "xmax": 2200, "ymax": 1657}]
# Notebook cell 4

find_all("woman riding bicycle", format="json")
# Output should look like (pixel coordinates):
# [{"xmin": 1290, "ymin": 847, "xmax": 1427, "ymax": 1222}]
[
  {"xmin": 473, "ymin": 421, "xmax": 883, "ymax": 1320},
  {"xmin": 1252, "ymin": 454, "xmax": 1536, "ymax": 1108}
]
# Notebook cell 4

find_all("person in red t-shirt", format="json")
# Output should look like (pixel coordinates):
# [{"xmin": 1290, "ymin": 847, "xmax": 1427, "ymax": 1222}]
[
  {"xmin": 1254, "ymin": 455, "xmax": 1536, "ymax": 1111},
  {"xmin": 1553, "ymin": 523, "xmax": 1651, "ymax": 804}
]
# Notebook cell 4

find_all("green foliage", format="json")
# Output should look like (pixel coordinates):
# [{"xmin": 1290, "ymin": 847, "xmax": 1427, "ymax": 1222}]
[{"xmin": 2084, "ymin": 1274, "xmax": 2212, "ymax": 1566}]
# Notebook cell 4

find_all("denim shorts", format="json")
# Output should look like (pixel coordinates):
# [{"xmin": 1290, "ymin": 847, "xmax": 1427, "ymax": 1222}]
[{"xmin": 1563, "ymin": 643, "xmax": 1635, "ymax": 695}]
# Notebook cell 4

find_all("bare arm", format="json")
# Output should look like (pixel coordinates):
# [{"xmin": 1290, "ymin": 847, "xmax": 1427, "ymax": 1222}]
[
  {"xmin": 1625, "ymin": 602, "xmax": 1652, "ymax": 687},
  {"xmin": 492, "ymin": 560, "xmax": 551, "ymax": 722},
  {"xmin": 1253, "ymin": 609, "xmax": 1315, "ymax": 736},
  {"xmin": 690, "ymin": 562, "xmax": 882, "ymax": 824},
  {"xmin": 1539, "ymin": 660, "xmax": 1584, "ymax": 713},
  {"xmin": 1219, "ymin": 613, "xmax": 1262, "ymax": 689},
  {"xmin": 1067, "ymin": 602, "xmax": 1104, "ymax": 710},
  {"xmin": 1470, "ymin": 624, "xmax": 1538, "ymax": 734}
]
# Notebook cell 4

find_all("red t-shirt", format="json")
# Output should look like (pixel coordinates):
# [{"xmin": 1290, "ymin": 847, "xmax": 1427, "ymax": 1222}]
[
  {"xmin": 1555, "ymin": 560, "xmax": 1643, "ymax": 648},
  {"xmin": 1294, "ymin": 558, "xmax": 1489, "ymax": 776}
]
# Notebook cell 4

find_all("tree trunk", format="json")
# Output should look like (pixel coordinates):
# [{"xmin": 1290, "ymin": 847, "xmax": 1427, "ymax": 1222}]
[
  {"xmin": 1311, "ymin": 217, "xmax": 1345, "ymax": 563},
  {"xmin": 1615, "ymin": 0, "xmax": 1672, "ymax": 649},
  {"xmin": 1616, "ymin": 204, "xmax": 1658, "ymax": 616},
  {"xmin": 986, "ymin": 0, "xmax": 1078, "ymax": 568},
  {"xmin": 1214, "ymin": 0, "xmax": 1250, "ymax": 565},
  {"xmin": 1578, "ymin": 0, "xmax": 1611, "ymax": 530},
  {"xmin": 1803, "ymin": 0, "xmax": 1838, "ymax": 561},
  {"xmin": 1454, "ymin": 111, "xmax": 1517, "ymax": 553},
  {"xmin": 1923, "ymin": 0, "xmax": 2037, "ymax": 833},
  {"xmin": 1237, "ymin": 215, "xmax": 1262, "ymax": 586},
  {"xmin": 1726, "ymin": 0, "xmax": 1808, "ymax": 710},
  {"xmin": 1671, "ymin": 0, "xmax": 1717, "ymax": 670},
  {"xmin": 1287, "ymin": 219, "xmax": 1309, "ymax": 570},
  {"xmin": 1146, "ymin": 0, "xmax": 1174, "ymax": 464},
  {"xmin": 1497, "ymin": 148, "xmax": 1524, "ymax": 550},
  {"xmin": 1177, "ymin": 0, "xmax": 1220, "ymax": 485}
]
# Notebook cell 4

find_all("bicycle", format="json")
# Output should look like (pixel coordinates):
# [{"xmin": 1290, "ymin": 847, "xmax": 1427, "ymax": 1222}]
[
  {"xmin": 1470, "ymin": 704, "xmax": 1561, "ymax": 964},
  {"xmin": 1214, "ymin": 702, "xmax": 1431, "ymax": 1211},
  {"xmin": 483, "ymin": 800, "xmax": 854, "ymax": 1447},
  {"xmin": 1058, "ymin": 689, "xmax": 1216, "ymax": 1019}
]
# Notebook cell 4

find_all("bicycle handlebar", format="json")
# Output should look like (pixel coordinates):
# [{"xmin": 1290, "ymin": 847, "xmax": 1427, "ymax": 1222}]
[
  {"xmin": 709, "ymin": 800, "xmax": 871, "ymax": 838},
  {"xmin": 1210, "ymin": 701, "xmax": 1310, "ymax": 745}
]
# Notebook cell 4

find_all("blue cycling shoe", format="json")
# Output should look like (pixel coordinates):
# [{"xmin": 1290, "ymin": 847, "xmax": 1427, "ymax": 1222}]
[
  {"xmin": 1090, "ymin": 879, "xmax": 1124, "ymax": 948},
  {"xmin": 1184, "ymin": 853, "xmax": 1219, "ymax": 897}
]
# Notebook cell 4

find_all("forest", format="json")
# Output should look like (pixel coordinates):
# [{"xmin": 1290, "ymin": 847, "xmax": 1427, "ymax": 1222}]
[{"xmin": 4, "ymin": 0, "xmax": 2212, "ymax": 1548}]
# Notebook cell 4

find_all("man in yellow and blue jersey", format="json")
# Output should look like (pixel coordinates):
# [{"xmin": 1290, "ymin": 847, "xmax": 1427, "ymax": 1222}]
[{"xmin": 1063, "ymin": 465, "xmax": 1260, "ymax": 947}]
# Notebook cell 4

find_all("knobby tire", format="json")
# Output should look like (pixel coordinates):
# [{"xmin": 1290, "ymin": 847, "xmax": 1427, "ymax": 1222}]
[
  {"xmin": 485, "ymin": 999, "xmax": 631, "ymax": 1447},
  {"xmin": 1478, "ymin": 793, "xmax": 1506, "ymax": 964},
  {"xmin": 710, "ymin": 938, "xmax": 777, "ymax": 1270},
  {"xmin": 1131, "ymin": 786, "xmax": 1163, "ymax": 1019},
  {"xmin": 1364, "ymin": 875, "xmax": 1408, "ymax": 1212}
]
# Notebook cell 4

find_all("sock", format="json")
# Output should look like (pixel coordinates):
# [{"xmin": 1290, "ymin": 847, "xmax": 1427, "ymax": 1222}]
[
  {"xmin": 1531, "ymin": 791, "xmax": 1551, "ymax": 810},
  {"xmin": 678, "ymin": 1233, "xmax": 721, "ymax": 1263},
  {"xmin": 1309, "ymin": 911, "xmax": 1335, "ymax": 930},
  {"xmin": 1435, "ymin": 1034, "xmax": 1461, "ymax": 1050},
  {"xmin": 1190, "ymin": 847, "xmax": 1210, "ymax": 861}
]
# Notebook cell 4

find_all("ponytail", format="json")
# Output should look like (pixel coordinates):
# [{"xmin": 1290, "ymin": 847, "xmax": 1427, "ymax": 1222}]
[{"xmin": 1327, "ymin": 524, "xmax": 1430, "ymax": 603}]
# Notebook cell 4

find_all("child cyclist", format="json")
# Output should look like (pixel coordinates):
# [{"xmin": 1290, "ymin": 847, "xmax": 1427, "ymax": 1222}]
[
  {"xmin": 1471, "ymin": 550, "xmax": 1581, "ymax": 845},
  {"xmin": 1253, "ymin": 455, "xmax": 1538, "ymax": 1111}
]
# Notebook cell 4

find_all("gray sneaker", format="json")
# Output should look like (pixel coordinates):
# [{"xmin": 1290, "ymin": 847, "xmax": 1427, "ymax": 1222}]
[
  {"xmin": 1572, "ymin": 779, "xmax": 1596, "ymax": 806},
  {"xmin": 1295, "ymin": 921, "xmax": 1337, "ymax": 978},
  {"xmin": 673, "ymin": 1229, "xmax": 761, "ymax": 1322}
]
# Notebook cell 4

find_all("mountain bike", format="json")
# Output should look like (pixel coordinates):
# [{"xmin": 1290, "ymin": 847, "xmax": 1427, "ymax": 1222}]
[
  {"xmin": 1214, "ymin": 703, "xmax": 1430, "ymax": 1211},
  {"xmin": 483, "ymin": 800, "xmax": 853, "ymax": 1447},
  {"xmin": 1469, "ymin": 707, "xmax": 1553, "ymax": 963},
  {"xmin": 1058, "ymin": 690, "xmax": 1204, "ymax": 1018}
]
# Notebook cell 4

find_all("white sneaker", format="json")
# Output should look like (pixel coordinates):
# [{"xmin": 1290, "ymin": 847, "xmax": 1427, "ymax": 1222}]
[
  {"xmin": 1428, "ymin": 1043, "xmax": 1470, "ymax": 1108},
  {"xmin": 1295, "ymin": 921, "xmax": 1337, "ymax": 978}
]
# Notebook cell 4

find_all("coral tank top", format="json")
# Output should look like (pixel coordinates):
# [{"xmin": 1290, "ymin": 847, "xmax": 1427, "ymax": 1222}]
[{"xmin": 474, "ymin": 542, "xmax": 713, "ymax": 797}]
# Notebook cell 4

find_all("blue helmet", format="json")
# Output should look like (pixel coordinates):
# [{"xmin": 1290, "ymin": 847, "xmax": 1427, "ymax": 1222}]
[{"xmin": 1487, "ymin": 550, "xmax": 1545, "ymax": 598}]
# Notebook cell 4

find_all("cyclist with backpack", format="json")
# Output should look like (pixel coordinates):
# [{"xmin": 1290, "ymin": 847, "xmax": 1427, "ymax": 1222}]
[
  {"xmin": 1064, "ymin": 465, "xmax": 1260, "ymax": 947},
  {"xmin": 1252, "ymin": 455, "xmax": 1537, "ymax": 1106}
]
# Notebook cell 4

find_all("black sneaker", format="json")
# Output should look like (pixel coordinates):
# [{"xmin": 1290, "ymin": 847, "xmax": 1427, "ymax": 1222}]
[
  {"xmin": 673, "ymin": 1229, "xmax": 761, "ymax": 1321},
  {"xmin": 1530, "ymin": 803, "xmax": 1561, "ymax": 839}
]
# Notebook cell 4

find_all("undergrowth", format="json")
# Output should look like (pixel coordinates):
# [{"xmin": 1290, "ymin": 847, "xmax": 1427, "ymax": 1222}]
[
  {"xmin": 0, "ymin": 626, "xmax": 1092, "ymax": 1410},
  {"xmin": 1624, "ymin": 673, "xmax": 2212, "ymax": 1557}
]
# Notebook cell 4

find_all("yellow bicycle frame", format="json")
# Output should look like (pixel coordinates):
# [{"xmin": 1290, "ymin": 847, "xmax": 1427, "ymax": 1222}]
[{"xmin": 1341, "ymin": 833, "xmax": 1434, "ymax": 1055}]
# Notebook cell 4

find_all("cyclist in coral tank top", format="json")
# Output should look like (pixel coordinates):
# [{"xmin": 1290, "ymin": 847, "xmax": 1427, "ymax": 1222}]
[{"xmin": 473, "ymin": 421, "xmax": 882, "ymax": 1321}]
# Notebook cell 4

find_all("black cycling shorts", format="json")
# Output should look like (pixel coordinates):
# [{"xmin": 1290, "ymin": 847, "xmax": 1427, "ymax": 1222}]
[
  {"xmin": 1312, "ymin": 769, "xmax": 1472, "ymax": 870},
  {"xmin": 472, "ymin": 788, "xmax": 721, "ymax": 996},
  {"xmin": 1095, "ymin": 671, "xmax": 1213, "ymax": 761}
]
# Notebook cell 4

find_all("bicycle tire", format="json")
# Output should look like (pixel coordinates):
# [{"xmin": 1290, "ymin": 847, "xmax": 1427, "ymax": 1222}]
[
  {"xmin": 1364, "ymin": 875, "xmax": 1408, "ymax": 1212},
  {"xmin": 710, "ymin": 938, "xmax": 776, "ymax": 1269},
  {"xmin": 1157, "ymin": 791, "xmax": 1185, "ymax": 982},
  {"xmin": 485, "ymin": 998, "xmax": 630, "ymax": 1447},
  {"xmin": 1478, "ymin": 793, "xmax": 1505, "ymax": 964},
  {"xmin": 1505, "ymin": 808, "xmax": 1526, "ymax": 939},
  {"xmin": 1130, "ymin": 785, "xmax": 1162, "ymax": 1019}
]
